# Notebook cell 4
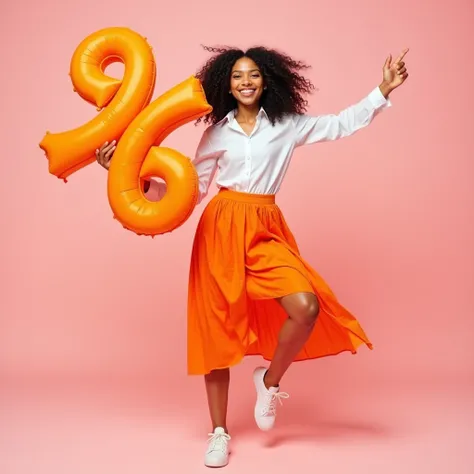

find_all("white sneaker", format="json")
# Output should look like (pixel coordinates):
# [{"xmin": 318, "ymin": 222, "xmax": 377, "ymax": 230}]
[
  {"xmin": 253, "ymin": 367, "xmax": 289, "ymax": 431},
  {"xmin": 204, "ymin": 427, "xmax": 231, "ymax": 468}
]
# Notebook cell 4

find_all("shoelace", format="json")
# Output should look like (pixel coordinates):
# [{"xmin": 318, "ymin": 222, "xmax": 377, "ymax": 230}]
[
  {"xmin": 261, "ymin": 391, "xmax": 290, "ymax": 416},
  {"xmin": 207, "ymin": 431, "xmax": 231, "ymax": 453}
]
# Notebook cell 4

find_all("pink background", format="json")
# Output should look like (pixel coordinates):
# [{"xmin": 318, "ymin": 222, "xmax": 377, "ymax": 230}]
[{"xmin": 1, "ymin": 0, "xmax": 473, "ymax": 473}]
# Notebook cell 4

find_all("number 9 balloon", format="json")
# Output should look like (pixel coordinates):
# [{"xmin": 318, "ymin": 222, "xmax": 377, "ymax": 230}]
[{"xmin": 39, "ymin": 27, "xmax": 212, "ymax": 236}]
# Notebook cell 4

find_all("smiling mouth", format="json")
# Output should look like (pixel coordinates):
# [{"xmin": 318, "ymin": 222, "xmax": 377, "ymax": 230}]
[{"xmin": 239, "ymin": 89, "xmax": 256, "ymax": 97}]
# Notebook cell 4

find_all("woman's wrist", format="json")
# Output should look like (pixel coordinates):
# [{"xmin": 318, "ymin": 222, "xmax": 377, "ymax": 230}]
[{"xmin": 378, "ymin": 81, "xmax": 393, "ymax": 99}]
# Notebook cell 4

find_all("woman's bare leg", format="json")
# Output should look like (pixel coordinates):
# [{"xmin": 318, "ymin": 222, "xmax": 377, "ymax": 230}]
[
  {"xmin": 205, "ymin": 368, "xmax": 230, "ymax": 432},
  {"xmin": 265, "ymin": 292, "xmax": 320, "ymax": 388}
]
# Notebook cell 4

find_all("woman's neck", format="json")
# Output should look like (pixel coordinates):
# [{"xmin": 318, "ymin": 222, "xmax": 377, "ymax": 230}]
[{"xmin": 235, "ymin": 104, "xmax": 259, "ymax": 123}]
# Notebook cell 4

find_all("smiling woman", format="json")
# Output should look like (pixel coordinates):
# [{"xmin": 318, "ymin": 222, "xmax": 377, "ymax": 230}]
[
  {"xmin": 95, "ymin": 43, "xmax": 409, "ymax": 468},
  {"xmin": 188, "ymin": 43, "xmax": 407, "ymax": 468}
]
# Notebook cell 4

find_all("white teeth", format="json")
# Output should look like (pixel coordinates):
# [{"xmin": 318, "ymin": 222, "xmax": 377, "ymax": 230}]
[{"xmin": 240, "ymin": 89, "xmax": 255, "ymax": 96}]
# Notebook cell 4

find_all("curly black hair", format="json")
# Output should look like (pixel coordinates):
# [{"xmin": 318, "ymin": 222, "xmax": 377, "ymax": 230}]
[{"xmin": 195, "ymin": 45, "xmax": 315, "ymax": 126}]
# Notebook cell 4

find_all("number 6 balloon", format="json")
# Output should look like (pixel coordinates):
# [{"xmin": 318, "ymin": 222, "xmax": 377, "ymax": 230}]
[{"xmin": 39, "ymin": 27, "xmax": 212, "ymax": 236}]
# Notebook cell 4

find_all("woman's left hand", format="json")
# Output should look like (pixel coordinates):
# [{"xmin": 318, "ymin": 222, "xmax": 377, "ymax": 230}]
[{"xmin": 380, "ymin": 48, "xmax": 409, "ymax": 97}]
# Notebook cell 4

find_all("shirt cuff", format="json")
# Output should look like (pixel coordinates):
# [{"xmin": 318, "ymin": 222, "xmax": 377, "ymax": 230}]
[{"xmin": 368, "ymin": 86, "xmax": 392, "ymax": 109}]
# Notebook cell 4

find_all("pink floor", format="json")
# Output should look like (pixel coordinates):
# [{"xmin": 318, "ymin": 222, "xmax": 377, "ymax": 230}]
[{"xmin": 2, "ymin": 369, "xmax": 472, "ymax": 474}]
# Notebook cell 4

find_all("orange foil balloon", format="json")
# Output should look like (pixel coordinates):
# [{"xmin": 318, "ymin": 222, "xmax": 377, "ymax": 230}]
[
  {"xmin": 107, "ymin": 76, "xmax": 212, "ymax": 236},
  {"xmin": 39, "ymin": 27, "xmax": 156, "ymax": 180}
]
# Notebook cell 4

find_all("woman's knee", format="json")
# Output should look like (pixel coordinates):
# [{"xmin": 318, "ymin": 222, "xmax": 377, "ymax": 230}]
[{"xmin": 281, "ymin": 292, "xmax": 320, "ymax": 327}]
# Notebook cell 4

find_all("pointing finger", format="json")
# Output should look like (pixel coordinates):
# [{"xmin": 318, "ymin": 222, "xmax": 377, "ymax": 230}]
[{"xmin": 395, "ymin": 48, "xmax": 409, "ymax": 64}]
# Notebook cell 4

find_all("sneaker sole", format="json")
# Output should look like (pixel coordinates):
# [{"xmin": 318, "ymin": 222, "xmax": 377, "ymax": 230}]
[{"xmin": 205, "ymin": 457, "xmax": 229, "ymax": 468}]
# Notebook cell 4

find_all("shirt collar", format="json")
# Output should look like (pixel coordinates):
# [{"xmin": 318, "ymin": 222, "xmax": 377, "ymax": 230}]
[{"xmin": 216, "ymin": 107, "xmax": 269, "ymax": 126}]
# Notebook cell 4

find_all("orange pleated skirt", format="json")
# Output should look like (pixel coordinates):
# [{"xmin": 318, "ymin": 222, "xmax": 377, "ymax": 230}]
[{"xmin": 187, "ymin": 189, "xmax": 372, "ymax": 375}]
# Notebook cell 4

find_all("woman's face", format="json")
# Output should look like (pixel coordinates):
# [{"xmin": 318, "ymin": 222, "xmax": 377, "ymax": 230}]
[{"xmin": 230, "ymin": 57, "xmax": 264, "ymax": 107}]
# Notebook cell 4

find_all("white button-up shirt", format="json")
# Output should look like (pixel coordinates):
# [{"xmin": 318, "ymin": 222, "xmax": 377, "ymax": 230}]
[{"xmin": 147, "ymin": 86, "xmax": 391, "ymax": 203}]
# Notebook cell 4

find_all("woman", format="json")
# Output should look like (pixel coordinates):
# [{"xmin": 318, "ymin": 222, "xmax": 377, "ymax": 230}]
[{"xmin": 97, "ymin": 45, "xmax": 409, "ymax": 468}]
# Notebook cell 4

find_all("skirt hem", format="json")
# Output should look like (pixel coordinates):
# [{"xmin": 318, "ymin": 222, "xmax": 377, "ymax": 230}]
[{"xmin": 188, "ymin": 343, "xmax": 374, "ymax": 376}]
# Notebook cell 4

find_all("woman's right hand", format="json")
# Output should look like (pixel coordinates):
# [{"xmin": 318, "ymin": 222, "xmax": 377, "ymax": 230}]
[{"xmin": 95, "ymin": 140, "xmax": 116, "ymax": 170}]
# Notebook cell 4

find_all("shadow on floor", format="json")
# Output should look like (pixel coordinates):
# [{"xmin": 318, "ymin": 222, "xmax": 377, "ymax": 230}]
[{"xmin": 228, "ymin": 400, "xmax": 396, "ymax": 446}]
